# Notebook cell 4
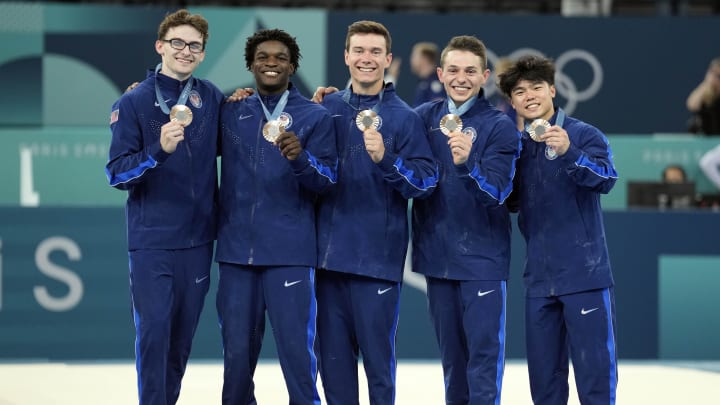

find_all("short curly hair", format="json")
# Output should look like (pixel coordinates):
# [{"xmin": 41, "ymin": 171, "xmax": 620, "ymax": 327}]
[
  {"xmin": 157, "ymin": 9, "xmax": 209, "ymax": 47},
  {"xmin": 245, "ymin": 29, "xmax": 301, "ymax": 72}
]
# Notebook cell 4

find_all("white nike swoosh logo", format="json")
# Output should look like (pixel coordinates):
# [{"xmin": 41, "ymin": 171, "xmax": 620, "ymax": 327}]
[
  {"xmin": 284, "ymin": 280, "xmax": 302, "ymax": 287},
  {"xmin": 154, "ymin": 99, "xmax": 171, "ymax": 107},
  {"xmin": 238, "ymin": 114, "xmax": 254, "ymax": 120},
  {"xmin": 331, "ymin": 114, "xmax": 343, "ymax": 118},
  {"xmin": 195, "ymin": 275, "xmax": 209, "ymax": 284},
  {"xmin": 477, "ymin": 289, "xmax": 495, "ymax": 297},
  {"xmin": 377, "ymin": 287, "xmax": 393, "ymax": 295},
  {"xmin": 581, "ymin": 307, "xmax": 599, "ymax": 315}
]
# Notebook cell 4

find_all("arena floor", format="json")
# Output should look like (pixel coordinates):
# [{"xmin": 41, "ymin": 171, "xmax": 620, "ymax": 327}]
[{"xmin": 1, "ymin": 360, "xmax": 719, "ymax": 404}]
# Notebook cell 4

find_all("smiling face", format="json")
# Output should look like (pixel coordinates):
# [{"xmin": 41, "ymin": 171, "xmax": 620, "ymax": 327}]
[
  {"xmin": 250, "ymin": 40, "xmax": 294, "ymax": 95},
  {"xmin": 155, "ymin": 25, "xmax": 205, "ymax": 81},
  {"xmin": 510, "ymin": 79, "xmax": 556, "ymax": 121},
  {"xmin": 345, "ymin": 33, "xmax": 392, "ymax": 95},
  {"xmin": 438, "ymin": 49, "xmax": 490, "ymax": 106}
]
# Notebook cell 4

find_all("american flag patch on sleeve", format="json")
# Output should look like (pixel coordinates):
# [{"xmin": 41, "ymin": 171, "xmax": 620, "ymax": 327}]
[{"xmin": 110, "ymin": 109, "xmax": 119, "ymax": 124}]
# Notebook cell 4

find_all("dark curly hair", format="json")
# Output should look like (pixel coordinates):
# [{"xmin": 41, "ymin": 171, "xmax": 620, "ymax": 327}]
[
  {"xmin": 245, "ymin": 28, "xmax": 301, "ymax": 72},
  {"xmin": 498, "ymin": 55, "xmax": 555, "ymax": 98}
]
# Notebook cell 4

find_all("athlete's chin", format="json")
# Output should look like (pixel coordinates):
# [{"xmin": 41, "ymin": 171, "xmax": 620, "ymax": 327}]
[
  {"xmin": 521, "ymin": 110, "xmax": 544, "ymax": 121},
  {"xmin": 450, "ymin": 94, "xmax": 472, "ymax": 105},
  {"xmin": 258, "ymin": 82, "xmax": 288, "ymax": 95},
  {"xmin": 356, "ymin": 78, "xmax": 382, "ymax": 88}
]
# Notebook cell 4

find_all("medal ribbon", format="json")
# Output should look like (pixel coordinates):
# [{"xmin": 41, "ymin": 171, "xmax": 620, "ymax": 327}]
[
  {"xmin": 555, "ymin": 108, "xmax": 566, "ymax": 127},
  {"xmin": 343, "ymin": 84, "xmax": 384, "ymax": 113},
  {"xmin": 154, "ymin": 63, "xmax": 194, "ymax": 115},
  {"xmin": 447, "ymin": 96, "xmax": 476, "ymax": 116},
  {"xmin": 257, "ymin": 90, "xmax": 290, "ymax": 122}
]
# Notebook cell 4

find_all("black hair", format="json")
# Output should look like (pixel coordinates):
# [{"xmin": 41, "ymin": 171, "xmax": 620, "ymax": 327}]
[
  {"xmin": 245, "ymin": 28, "xmax": 301, "ymax": 71},
  {"xmin": 498, "ymin": 55, "xmax": 555, "ymax": 98}
]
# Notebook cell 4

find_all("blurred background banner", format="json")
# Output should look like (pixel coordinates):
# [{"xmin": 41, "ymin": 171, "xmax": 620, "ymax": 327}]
[
  {"xmin": 0, "ymin": 128, "xmax": 121, "ymax": 207},
  {"xmin": 0, "ymin": 2, "xmax": 719, "ymax": 362},
  {"xmin": 0, "ymin": 3, "xmax": 326, "ymax": 127},
  {"xmin": 1, "ymin": 208, "xmax": 719, "ymax": 361},
  {"xmin": 1, "ymin": 2, "xmax": 718, "ymax": 132}
]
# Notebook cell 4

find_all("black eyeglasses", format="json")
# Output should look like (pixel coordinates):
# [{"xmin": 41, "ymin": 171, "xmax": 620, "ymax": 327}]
[{"xmin": 162, "ymin": 38, "xmax": 204, "ymax": 54}]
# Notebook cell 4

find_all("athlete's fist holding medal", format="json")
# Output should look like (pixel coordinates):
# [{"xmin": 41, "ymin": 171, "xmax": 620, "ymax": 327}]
[
  {"xmin": 363, "ymin": 128, "xmax": 385, "ymax": 163},
  {"xmin": 447, "ymin": 130, "xmax": 472, "ymax": 165},
  {"xmin": 529, "ymin": 118, "xmax": 570, "ymax": 156},
  {"xmin": 160, "ymin": 105, "xmax": 193, "ymax": 153},
  {"xmin": 275, "ymin": 131, "xmax": 302, "ymax": 161},
  {"xmin": 160, "ymin": 120, "xmax": 185, "ymax": 153},
  {"xmin": 439, "ymin": 113, "xmax": 470, "ymax": 164},
  {"xmin": 540, "ymin": 126, "xmax": 570, "ymax": 156},
  {"xmin": 356, "ymin": 110, "xmax": 384, "ymax": 163}
]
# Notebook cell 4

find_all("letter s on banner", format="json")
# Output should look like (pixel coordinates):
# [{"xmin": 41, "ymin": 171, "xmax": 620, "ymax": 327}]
[{"xmin": 33, "ymin": 236, "xmax": 84, "ymax": 312}]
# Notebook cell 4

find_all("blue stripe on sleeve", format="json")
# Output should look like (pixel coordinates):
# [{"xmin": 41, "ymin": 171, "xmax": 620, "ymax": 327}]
[
  {"xmin": 392, "ymin": 157, "xmax": 438, "ymax": 191},
  {"xmin": 574, "ymin": 141, "xmax": 618, "ymax": 180},
  {"xmin": 575, "ymin": 154, "xmax": 618, "ymax": 179},
  {"xmin": 106, "ymin": 156, "xmax": 158, "ymax": 187},
  {"xmin": 470, "ymin": 132, "xmax": 522, "ymax": 204},
  {"xmin": 306, "ymin": 152, "xmax": 337, "ymax": 184},
  {"xmin": 468, "ymin": 164, "xmax": 501, "ymax": 202}
]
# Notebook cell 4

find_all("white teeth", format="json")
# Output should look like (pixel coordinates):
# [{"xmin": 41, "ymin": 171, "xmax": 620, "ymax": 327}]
[
  {"xmin": 264, "ymin": 72, "xmax": 279, "ymax": 77},
  {"xmin": 359, "ymin": 67, "xmax": 374, "ymax": 72}
]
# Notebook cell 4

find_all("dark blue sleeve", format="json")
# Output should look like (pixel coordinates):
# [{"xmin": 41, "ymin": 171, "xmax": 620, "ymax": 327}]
[
  {"xmin": 561, "ymin": 124, "xmax": 618, "ymax": 194},
  {"xmin": 288, "ymin": 107, "xmax": 338, "ymax": 193},
  {"xmin": 104, "ymin": 96, "xmax": 170, "ymax": 190},
  {"xmin": 455, "ymin": 119, "xmax": 522, "ymax": 206},
  {"xmin": 375, "ymin": 109, "xmax": 438, "ymax": 199}
]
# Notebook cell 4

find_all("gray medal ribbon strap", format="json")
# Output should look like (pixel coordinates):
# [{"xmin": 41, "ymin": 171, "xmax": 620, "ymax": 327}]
[
  {"xmin": 343, "ymin": 84, "xmax": 384, "ymax": 113},
  {"xmin": 154, "ymin": 63, "xmax": 194, "ymax": 115},
  {"xmin": 447, "ymin": 96, "xmax": 476, "ymax": 116},
  {"xmin": 257, "ymin": 89, "xmax": 290, "ymax": 122},
  {"xmin": 555, "ymin": 108, "xmax": 566, "ymax": 127}
]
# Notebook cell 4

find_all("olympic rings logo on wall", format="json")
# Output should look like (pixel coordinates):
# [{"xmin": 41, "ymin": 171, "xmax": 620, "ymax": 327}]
[{"xmin": 486, "ymin": 48, "xmax": 603, "ymax": 115}]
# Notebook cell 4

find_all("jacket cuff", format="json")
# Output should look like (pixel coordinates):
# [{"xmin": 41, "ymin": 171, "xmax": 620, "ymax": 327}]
[
  {"xmin": 289, "ymin": 150, "xmax": 310, "ymax": 173},
  {"xmin": 560, "ymin": 143, "xmax": 582, "ymax": 166},
  {"xmin": 149, "ymin": 141, "xmax": 171, "ymax": 164},
  {"xmin": 376, "ymin": 151, "xmax": 399, "ymax": 172},
  {"xmin": 454, "ymin": 160, "xmax": 474, "ymax": 177}
]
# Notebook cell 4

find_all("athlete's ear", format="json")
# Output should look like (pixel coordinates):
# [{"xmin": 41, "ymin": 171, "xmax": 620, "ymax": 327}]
[{"xmin": 155, "ymin": 40, "xmax": 164, "ymax": 55}]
